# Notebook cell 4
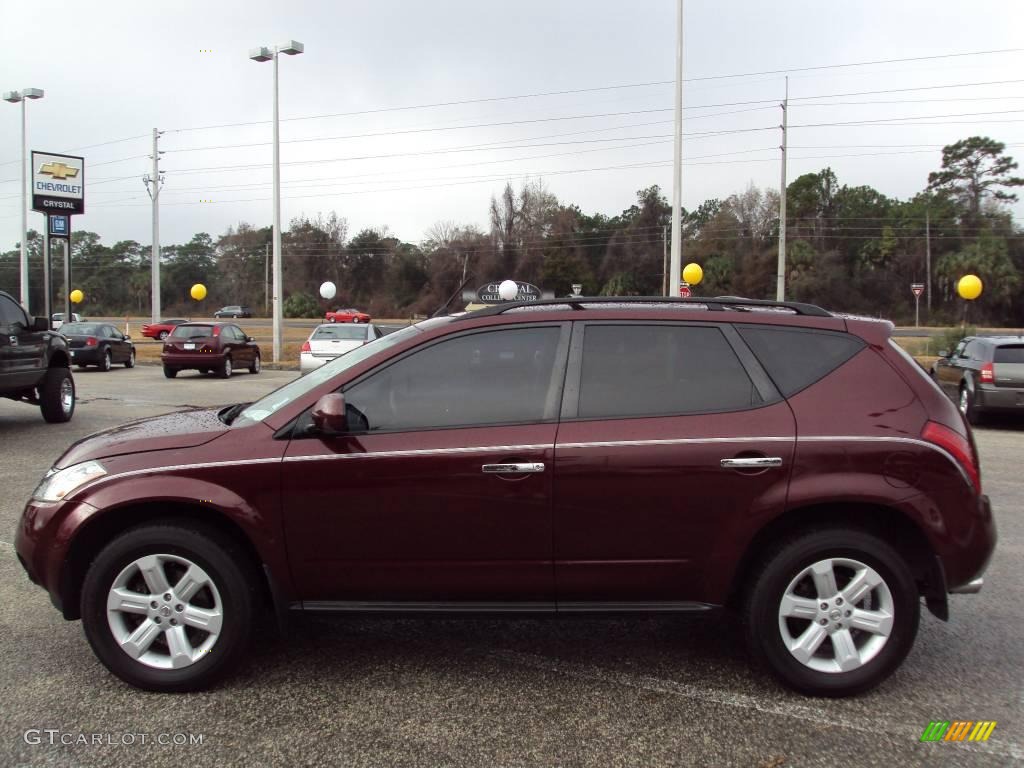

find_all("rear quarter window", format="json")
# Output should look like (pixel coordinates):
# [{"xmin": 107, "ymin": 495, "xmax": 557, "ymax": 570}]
[
  {"xmin": 994, "ymin": 345, "xmax": 1024, "ymax": 364},
  {"xmin": 737, "ymin": 325, "xmax": 866, "ymax": 397}
]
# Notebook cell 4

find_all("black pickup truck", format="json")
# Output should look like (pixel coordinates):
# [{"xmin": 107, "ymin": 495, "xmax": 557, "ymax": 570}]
[{"xmin": 0, "ymin": 290, "xmax": 75, "ymax": 422}]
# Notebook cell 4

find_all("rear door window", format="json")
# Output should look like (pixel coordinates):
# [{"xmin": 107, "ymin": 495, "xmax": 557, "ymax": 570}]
[
  {"xmin": 575, "ymin": 324, "xmax": 762, "ymax": 419},
  {"xmin": 994, "ymin": 345, "xmax": 1024, "ymax": 364},
  {"xmin": 737, "ymin": 325, "xmax": 865, "ymax": 397}
]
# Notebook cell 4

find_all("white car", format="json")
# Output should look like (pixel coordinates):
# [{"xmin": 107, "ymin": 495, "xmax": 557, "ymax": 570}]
[
  {"xmin": 51, "ymin": 312, "xmax": 84, "ymax": 330},
  {"xmin": 299, "ymin": 322, "xmax": 383, "ymax": 373}
]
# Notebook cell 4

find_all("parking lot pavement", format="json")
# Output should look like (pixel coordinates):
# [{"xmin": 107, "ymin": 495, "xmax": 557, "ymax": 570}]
[{"xmin": 1, "ymin": 369, "xmax": 1021, "ymax": 767}]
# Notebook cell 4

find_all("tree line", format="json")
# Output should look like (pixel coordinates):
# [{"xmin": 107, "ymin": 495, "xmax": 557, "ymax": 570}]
[{"xmin": 1, "ymin": 135, "xmax": 1021, "ymax": 324}]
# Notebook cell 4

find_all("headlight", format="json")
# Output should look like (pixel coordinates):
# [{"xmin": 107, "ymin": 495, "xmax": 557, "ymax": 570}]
[{"xmin": 32, "ymin": 460, "xmax": 107, "ymax": 502}]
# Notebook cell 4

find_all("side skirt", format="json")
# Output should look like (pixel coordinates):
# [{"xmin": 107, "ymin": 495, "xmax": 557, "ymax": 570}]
[{"xmin": 292, "ymin": 600, "xmax": 717, "ymax": 615}]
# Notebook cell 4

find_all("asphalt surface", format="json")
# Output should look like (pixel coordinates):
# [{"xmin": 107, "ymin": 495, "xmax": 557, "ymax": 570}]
[{"xmin": 1, "ymin": 367, "xmax": 1022, "ymax": 767}]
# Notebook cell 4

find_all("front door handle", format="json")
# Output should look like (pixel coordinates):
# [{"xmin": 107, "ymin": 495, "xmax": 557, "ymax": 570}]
[
  {"xmin": 482, "ymin": 463, "xmax": 545, "ymax": 474},
  {"xmin": 720, "ymin": 457, "xmax": 783, "ymax": 469}
]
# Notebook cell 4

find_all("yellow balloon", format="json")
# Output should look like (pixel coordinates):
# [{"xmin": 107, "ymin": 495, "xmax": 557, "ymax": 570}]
[
  {"xmin": 957, "ymin": 274, "xmax": 983, "ymax": 301},
  {"xmin": 69, "ymin": 289, "xmax": 84, "ymax": 304},
  {"xmin": 682, "ymin": 262, "xmax": 703, "ymax": 285},
  {"xmin": 190, "ymin": 283, "xmax": 207, "ymax": 301}
]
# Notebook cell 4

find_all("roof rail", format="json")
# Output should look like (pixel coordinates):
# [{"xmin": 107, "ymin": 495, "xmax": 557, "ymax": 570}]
[{"xmin": 460, "ymin": 295, "xmax": 833, "ymax": 319}]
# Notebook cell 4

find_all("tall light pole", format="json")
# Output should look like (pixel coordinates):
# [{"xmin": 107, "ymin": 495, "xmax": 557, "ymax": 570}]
[
  {"xmin": 249, "ymin": 41, "xmax": 304, "ymax": 363},
  {"xmin": 776, "ymin": 77, "xmax": 789, "ymax": 302},
  {"xmin": 669, "ymin": 0, "xmax": 684, "ymax": 298},
  {"xmin": 3, "ymin": 87, "xmax": 44, "ymax": 310}
]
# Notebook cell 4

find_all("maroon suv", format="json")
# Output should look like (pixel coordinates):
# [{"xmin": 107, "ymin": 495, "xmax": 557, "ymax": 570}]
[
  {"xmin": 15, "ymin": 297, "xmax": 995, "ymax": 696},
  {"xmin": 160, "ymin": 321, "xmax": 261, "ymax": 379}
]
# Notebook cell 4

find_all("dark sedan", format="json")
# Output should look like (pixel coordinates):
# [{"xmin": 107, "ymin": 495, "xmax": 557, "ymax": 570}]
[
  {"xmin": 213, "ymin": 306, "xmax": 253, "ymax": 319},
  {"xmin": 160, "ymin": 321, "xmax": 261, "ymax": 378},
  {"xmin": 61, "ymin": 323, "xmax": 135, "ymax": 371}
]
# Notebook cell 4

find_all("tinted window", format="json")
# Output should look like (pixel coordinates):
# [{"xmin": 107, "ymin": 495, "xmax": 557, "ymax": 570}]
[
  {"xmin": 577, "ymin": 324, "xmax": 760, "ymax": 419},
  {"xmin": 344, "ymin": 327, "xmax": 562, "ymax": 432},
  {"xmin": 312, "ymin": 325, "xmax": 367, "ymax": 340},
  {"xmin": 738, "ymin": 326, "xmax": 865, "ymax": 397},
  {"xmin": 0, "ymin": 296, "xmax": 26, "ymax": 326},
  {"xmin": 995, "ymin": 345, "xmax": 1024, "ymax": 364},
  {"xmin": 60, "ymin": 323, "xmax": 103, "ymax": 335},
  {"xmin": 963, "ymin": 340, "xmax": 983, "ymax": 360},
  {"xmin": 170, "ymin": 325, "xmax": 215, "ymax": 339}
]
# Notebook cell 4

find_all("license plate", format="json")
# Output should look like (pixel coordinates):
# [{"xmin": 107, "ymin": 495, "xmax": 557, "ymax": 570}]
[{"xmin": 184, "ymin": 343, "xmax": 196, "ymax": 350}]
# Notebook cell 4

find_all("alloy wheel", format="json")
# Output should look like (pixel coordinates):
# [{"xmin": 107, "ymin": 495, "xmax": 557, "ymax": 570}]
[
  {"xmin": 106, "ymin": 553, "xmax": 223, "ymax": 670},
  {"xmin": 777, "ymin": 557, "xmax": 894, "ymax": 674},
  {"xmin": 60, "ymin": 377, "xmax": 74, "ymax": 415}
]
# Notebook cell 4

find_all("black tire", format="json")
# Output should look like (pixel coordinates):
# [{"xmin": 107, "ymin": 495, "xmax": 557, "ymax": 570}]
[
  {"xmin": 743, "ymin": 527, "xmax": 919, "ymax": 697},
  {"xmin": 80, "ymin": 521, "xmax": 257, "ymax": 692},
  {"xmin": 163, "ymin": 366, "xmax": 178, "ymax": 379},
  {"xmin": 100, "ymin": 349, "xmax": 112, "ymax": 372},
  {"xmin": 249, "ymin": 353, "xmax": 261, "ymax": 374},
  {"xmin": 158, "ymin": 331, "xmax": 169, "ymax": 340},
  {"xmin": 125, "ymin": 349, "xmax": 136, "ymax": 368},
  {"xmin": 39, "ymin": 366, "xmax": 75, "ymax": 423},
  {"xmin": 218, "ymin": 355, "xmax": 233, "ymax": 379}
]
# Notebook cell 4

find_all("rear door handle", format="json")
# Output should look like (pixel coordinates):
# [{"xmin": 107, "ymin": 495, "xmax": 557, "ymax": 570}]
[
  {"xmin": 482, "ymin": 463, "xmax": 545, "ymax": 474},
  {"xmin": 720, "ymin": 457, "xmax": 783, "ymax": 469}
]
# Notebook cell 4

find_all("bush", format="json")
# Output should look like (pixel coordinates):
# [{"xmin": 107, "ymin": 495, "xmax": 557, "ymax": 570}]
[{"xmin": 283, "ymin": 292, "xmax": 320, "ymax": 319}]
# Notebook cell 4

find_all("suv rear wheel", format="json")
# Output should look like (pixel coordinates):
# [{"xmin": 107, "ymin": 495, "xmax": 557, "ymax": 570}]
[
  {"xmin": 39, "ymin": 366, "xmax": 75, "ymax": 423},
  {"xmin": 743, "ymin": 527, "xmax": 918, "ymax": 697},
  {"xmin": 80, "ymin": 522, "xmax": 256, "ymax": 692}
]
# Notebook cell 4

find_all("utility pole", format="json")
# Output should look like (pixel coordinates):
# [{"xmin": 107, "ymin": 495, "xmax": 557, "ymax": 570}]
[
  {"xmin": 925, "ymin": 207, "xmax": 932, "ymax": 316},
  {"xmin": 776, "ymin": 77, "xmax": 789, "ymax": 302},
  {"xmin": 662, "ymin": 225, "xmax": 669, "ymax": 296},
  {"xmin": 143, "ymin": 128, "xmax": 163, "ymax": 323},
  {"xmin": 265, "ymin": 243, "xmax": 270, "ymax": 316},
  {"xmin": 669, "ymin": 0, "xmax": 684, "ymax": 298}
]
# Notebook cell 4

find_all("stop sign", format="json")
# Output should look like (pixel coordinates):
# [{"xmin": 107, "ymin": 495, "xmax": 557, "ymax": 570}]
[{"xmin": 679, "ymin": 282, "xmax": 691, "ymax": 298}]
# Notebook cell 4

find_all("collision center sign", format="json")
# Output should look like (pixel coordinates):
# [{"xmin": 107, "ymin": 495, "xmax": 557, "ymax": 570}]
[{"xmin": 31, "ymin": 151, "xmax": 84, "ymax": 215}]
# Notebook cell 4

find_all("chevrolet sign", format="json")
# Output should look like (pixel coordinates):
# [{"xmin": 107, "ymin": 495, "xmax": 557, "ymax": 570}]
[{"xmin": 31, "ymin": 151, "xmax": 85, "ymax": 215}]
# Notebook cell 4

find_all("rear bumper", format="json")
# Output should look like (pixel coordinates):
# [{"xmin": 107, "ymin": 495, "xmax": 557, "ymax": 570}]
[
  {"xmin": 950, "ymin": 577, "xmax": 984, "ymax": 594},
  {"xmin": 299, "ymin": 353, "xmax": 330, "ymax": 373},
  {"xmin": 976, "ymin": 385, "xmax": 1024, "ymax": 410},
  {"xmin": 161, "ymin": 352, "xmax": 225, "ymax": 368},
  {"xmin": 943, "ymin": 493, "xmax": 996, "ymax": 592},
  {"xmin": 68, "ymin": 348, "xmax": 101, "ymax": 364}
]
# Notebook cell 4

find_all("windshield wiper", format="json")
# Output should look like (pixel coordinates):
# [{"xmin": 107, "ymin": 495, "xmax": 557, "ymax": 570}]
[{"xmin": 218, "ymin": 402, "xmax": 251, "ymax": 425}]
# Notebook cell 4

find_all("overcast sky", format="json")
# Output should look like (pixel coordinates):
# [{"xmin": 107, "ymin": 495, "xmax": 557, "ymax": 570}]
[{"xmin": 1, "ymin": 0, "xmax": 1023, "ymax": 250}]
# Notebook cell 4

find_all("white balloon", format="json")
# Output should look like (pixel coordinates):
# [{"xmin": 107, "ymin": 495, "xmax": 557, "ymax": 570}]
[
  {"xmin": 498, "ymin": 279, "xmax": 519, "ymax": 301},
  {"xmin": 320, "ymin": 281, "xmax": 337, "ymax": 300}
]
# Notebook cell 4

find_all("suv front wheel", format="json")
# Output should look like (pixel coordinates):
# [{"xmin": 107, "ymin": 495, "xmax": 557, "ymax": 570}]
[
  {"xmin": 743, "ymin": 527, "xmax": 919, "ymax": 697},
  {"xmin": 39, "ymin": 366, "xmax": 75, "ymax": 423},
  {"xmin": 80, "ymin": 522, "xmax": 256, "ymax": 692}
]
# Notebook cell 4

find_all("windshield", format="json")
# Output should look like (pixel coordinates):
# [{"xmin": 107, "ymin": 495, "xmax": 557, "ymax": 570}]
[
  {"xmin": 312, "ymin": 325, "xmax": 367, "ymax": 340},
  {"xmin": 171, "ymin": 325, "xmax": 215, "ymax": 339},
  {"xmin": 60, "ymin": 323, "xmax": 103, "ymax": 335},
  {"xmin": 233, "ymin": 323, "xmax": 423, "ymax": 427}
]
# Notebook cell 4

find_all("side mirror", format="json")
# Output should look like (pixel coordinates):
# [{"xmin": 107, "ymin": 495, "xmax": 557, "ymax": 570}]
[
  {"xmin": 311, "ymin": 392, "xmax": 348, "ymax": 435},
  {"xmin": 123, "ymin": 333, "xmax": 131, "ymax": 340},
  {"xmin": 937, "ymin": 350, "xmax": 949, "ymax": 359},
  {"xmin": 246, "ymin": 335, "xmax": 255, "ymax": 342},
  {"xmin": 31, "ymin": 316, "xmax": 49, "ymax": 332}
]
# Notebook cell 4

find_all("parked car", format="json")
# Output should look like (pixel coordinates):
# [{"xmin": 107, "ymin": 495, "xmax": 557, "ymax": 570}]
[
  {"xmin": 15, "ymin": 297, "xmax": 995, "ymax": 695},
  {"xmin": 325, "ymin": 307, "xmax": 371, "ymax": 324},
  {"xmin": 300, "ymin": 322, "xmax": 383, "ymax": 373},
  {"xmin": 0, "ymin": 290, "xmax": 75, "ymax": 422},
  {"xmin": 51, "ymin": 312, "xmax": 84, "ymax": 330},
  {"xmin": 141, "ymin": 318, "xmax": 189, "ymax": 340},
  {"xmin": 930, "ymin": 336, "xmax": 1024, "ymax": 424},
  {"xmin": 160, "ymin": 322, "xmax": 261, "ymax": 378},
  {"xmin": 213, "ymin": 306, "xmax": 253, "ymax": 319},
  {"xmin": 61, "ymin": 322, "xmax": 135, "ymax": 371}
]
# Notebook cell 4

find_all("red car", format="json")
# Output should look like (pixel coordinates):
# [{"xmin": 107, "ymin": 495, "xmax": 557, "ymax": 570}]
[
  {"xmin": 160, "ymin": 321, "xmax": 261, "ymax": 378},
  {"xmin": 325, "ymin": 307, "xmax": 370, "ymax": 324},
  {"xmin": 15, "ymin": 297, "xmax": 995, "ymax": 695},
  {"xmin": 141, "ymin": 318, "xmax": 189, "ymax": 340}
]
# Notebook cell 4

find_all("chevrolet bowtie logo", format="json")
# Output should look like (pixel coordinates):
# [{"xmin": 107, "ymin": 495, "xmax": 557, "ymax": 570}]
[{"xmin": 39, "ymin": 162, "xmax": 79, "ymax": 180}]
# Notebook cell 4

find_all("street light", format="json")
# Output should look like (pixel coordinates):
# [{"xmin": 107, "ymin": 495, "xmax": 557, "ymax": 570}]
[
  {"xmin": 3, "ymin": 87, "xmax": 44, "ymax": 310},
  {"xmin": 249, "ymin": 40, "xmax": 304, "ymax": 364}
]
